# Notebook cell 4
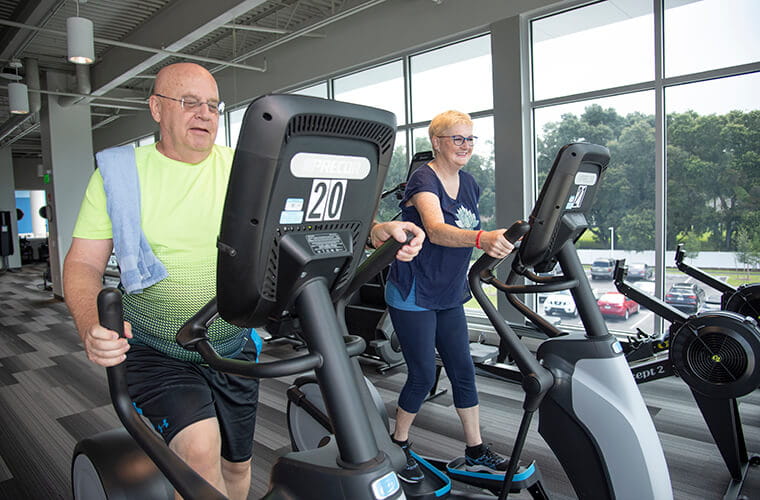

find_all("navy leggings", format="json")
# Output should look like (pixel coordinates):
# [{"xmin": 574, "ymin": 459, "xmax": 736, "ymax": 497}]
[{"xmin": 389, "ymin": 305, "xmax": 478, "ymax": 413}]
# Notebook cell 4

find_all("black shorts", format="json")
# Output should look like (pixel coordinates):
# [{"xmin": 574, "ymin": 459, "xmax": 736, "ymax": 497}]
[{"xmin": 125, "ymin": 340, "xmax": 260, "ymax": 462}]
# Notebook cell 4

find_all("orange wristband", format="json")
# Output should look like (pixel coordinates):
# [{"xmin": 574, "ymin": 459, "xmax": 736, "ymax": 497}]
[{"xmin": 475, "ymin": 230, "xmax": 484, "ymax": 249}]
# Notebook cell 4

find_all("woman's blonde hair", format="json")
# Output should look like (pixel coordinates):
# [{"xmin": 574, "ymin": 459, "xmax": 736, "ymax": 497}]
[{"xmin": 428, "ymin": 110, "xmax": 473, "ymax": 144}]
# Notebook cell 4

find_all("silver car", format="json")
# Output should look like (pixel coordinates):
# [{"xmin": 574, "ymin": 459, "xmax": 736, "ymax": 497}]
[{"xmin": 544, "ymin": 290, "xmax": 578, "ymax": 317}]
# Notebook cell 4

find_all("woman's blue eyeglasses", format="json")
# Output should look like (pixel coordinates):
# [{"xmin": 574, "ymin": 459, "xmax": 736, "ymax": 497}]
[{"xmin": 437, "ymin": 135, "xmax": 477, "ymax": 146}]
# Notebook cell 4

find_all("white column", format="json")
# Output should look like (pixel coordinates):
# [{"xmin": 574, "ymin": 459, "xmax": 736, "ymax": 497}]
[{"xmin": 39, "ymin": 71, "xmax": 94, "ymax": 298}]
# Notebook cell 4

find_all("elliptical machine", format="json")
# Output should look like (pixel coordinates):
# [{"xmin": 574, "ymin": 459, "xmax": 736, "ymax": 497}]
[
  {"xmin": 468, "ymin": 142, "xmax": 673, "ymax": 499},
  {"xmin": 71, "ymin": 94, "xmax": 415, "ymax": 500},
  {"xmin": 286, "ymin": 221, "xmax": 549, "ymax": 500},
  {"xmin": 286, "ymin": 143, "xmax": 673, "ymax": 499}
]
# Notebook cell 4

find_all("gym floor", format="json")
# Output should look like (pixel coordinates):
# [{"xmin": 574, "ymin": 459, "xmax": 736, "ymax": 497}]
[{"xmin": 1, "ymin": 263, "xmax": 758, "ymax": 499}]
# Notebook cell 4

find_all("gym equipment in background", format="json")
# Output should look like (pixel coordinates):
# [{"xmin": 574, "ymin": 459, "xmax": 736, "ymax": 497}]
[
  {"xmin": 614, "ymin": 260, "xmax": 760, "ymax": 500},
  {"xmin": 675, "ymin": 243, "xmax": 760, "ymax": 320}
]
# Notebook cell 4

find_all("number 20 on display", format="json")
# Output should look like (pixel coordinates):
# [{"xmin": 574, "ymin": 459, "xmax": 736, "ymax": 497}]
[{"xmin": 305, "ymin": 179, "xmax": 347, "ymax": 222}]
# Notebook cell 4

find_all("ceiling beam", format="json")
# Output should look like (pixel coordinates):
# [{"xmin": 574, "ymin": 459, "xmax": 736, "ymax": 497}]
[
  {"xmin": 0, "ymin": 0, "xmax": 63, "ymax": 63},
  {"xmin": 90, "ymin": 0, "xmax": 270, "ymax": 95},
  {"xmin": 0, "ymin": 20, "xmax": 267, "ymax": 73}
]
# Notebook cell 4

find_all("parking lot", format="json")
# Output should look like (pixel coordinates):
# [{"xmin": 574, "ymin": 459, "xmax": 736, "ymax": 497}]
[{"xmin": 538, "ymin": 269, "xmax": 725, "ymax": 335}]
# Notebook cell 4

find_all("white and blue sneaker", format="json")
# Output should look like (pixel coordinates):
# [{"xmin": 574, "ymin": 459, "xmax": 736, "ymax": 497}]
[{"xmin": 465, "ymin": 443, "xmax": 509, "ymax": 474}]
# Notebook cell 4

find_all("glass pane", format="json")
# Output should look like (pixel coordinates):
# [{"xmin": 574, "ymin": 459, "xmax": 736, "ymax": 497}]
[
  {"xmin": 410, "ymin": 35, "xmax": 492, "ymax": 123},
  {"xmin": 666, "ymin": 73, "xmax": 760, "ymax": 326},
  {"xmin": 137, "ymin": 134, "xmax": 155, "ymax": 146},
  {"xmin": 334, "ymin": 61, "xmax": 405, "ymax": 125},
  {"xmin": 412, "ymin": 127, "xmax": 431, "ymax": 156},
  {"xmin": 228, "ymin": 106, "xmax": 246, "ymax": 148},
  {"xmin": 291, "ymin": 82, "xmax": 328, "ymax": 98},
  {"xmin": 665, "ymin": 0, "xmax": 760, "ymax": 78},
  {"xmin": 464, "ymin": 115, "xmax": 495, "ymax": 314},
  {"xmin": 215, "ymin": 114, "xmax": 227, "ymax": 146},
  {"xmin": 531, "ymin": 0, "xmax": 653, "ymax": 101},
  {"xmin": 376, "ymin": 131, "xmax": 408, "ymax": 223},
  {"xmin": 534, "ymin": 91, "xmax": 656, "ymax": 336}
]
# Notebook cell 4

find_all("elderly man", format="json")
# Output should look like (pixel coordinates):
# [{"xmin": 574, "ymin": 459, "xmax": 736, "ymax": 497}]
[{"xmin": 63, "ymin": 62, "xmax": 423, "ymax": 499}]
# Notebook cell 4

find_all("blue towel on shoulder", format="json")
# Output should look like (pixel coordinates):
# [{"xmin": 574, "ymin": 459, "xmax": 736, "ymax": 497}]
[{"xmin": 96, "ymin": 145, "xmax": 168, "ymax": 294}]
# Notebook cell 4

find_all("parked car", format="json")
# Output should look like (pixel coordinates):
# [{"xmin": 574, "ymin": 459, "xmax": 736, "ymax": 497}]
[
  {"xmin": 597, "ymin": 291, "xmax": 639, "ymax": 320},
  {"xmin": 664, "ymin": 282, "xmax": 706, "ymax": 314},
  {"xmin": 627, "ymin": 262, "xmax": 653, "ymax": 281},
  {"xmin": 699, "ymin": 294, "xmax": 722, "ymax": 313},
  {"xmin": 543, "ymin": 290, "xmax": 578, "ymax": 317},
  {"xmin": 590, "ymin": 258, "xmax": 615, "ymax": 280}
]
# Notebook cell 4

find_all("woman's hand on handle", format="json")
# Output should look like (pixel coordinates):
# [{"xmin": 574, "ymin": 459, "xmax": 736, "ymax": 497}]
[{"xmin": 479, "ymin": 229, "xmax": 515, "ymax": 259}]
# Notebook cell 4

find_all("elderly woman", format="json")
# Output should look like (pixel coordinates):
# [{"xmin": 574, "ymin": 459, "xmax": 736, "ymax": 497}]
[{"xmin": 386, "ymin": 110, "xmax": 515, "ymax": 483}]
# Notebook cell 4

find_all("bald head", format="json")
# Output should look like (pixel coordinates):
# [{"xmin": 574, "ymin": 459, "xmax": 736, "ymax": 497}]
[
  {"xmin": 149, "ymin": 63, "xmax": 221, "ymax": 164},
  {"xmin": 154, "ymin": 63, "xmax": 217, "ymax": 97}
]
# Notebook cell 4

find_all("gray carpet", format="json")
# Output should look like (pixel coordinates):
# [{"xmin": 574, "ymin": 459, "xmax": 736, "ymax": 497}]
[{"xmin": 1, "ymin": 263, "xmax": 758, "ymax": 499}]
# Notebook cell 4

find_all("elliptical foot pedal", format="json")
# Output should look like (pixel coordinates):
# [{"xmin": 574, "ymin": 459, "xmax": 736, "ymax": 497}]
[
  {"xmin": 399, "ymin": 450, "xmax": 452, "ymax": 499},
  {"xmin": 468, "ymin": 342, "xmax": 499, "ymax": 364},
  {"xmin": 433, "ymin": 455, "xmax": 545, "ymax": 497}
]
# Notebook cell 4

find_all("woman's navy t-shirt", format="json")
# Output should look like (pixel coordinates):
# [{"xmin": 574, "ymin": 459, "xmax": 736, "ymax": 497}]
[{"xmin": 387, "ymin": 163, "xmax": 481, "ymax": 310}]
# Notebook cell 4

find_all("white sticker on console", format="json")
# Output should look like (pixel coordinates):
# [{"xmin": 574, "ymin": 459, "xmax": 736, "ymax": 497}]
[
  {"xmin": 574, "ymin": 171, "xmax": 598, "ymax": 186},
  {"xmin": 290, "ymin": 152, "xmax": 370, "ymax": 180}
]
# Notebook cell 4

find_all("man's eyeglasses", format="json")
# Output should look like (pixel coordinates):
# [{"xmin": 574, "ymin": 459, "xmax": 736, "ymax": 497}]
[
  {"xmin": 153, "ymin": 93, "xmax": 225, "ymax": 115},
  {"xmin": 437, "ymin": 135, "xmax": 477, "ymax": 146}
]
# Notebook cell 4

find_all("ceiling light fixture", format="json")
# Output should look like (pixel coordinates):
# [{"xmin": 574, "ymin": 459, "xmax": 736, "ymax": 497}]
[
  {"xmin": 7, "ymin": 60, "xmax": 28, "ymax": 114},
  {"xmin": 67, "ymin": 1, "xmax": 94, "ymax": 64},
  {"xmin": 9, "ymin": 83, "xmax": 30, "ymax": 114}
]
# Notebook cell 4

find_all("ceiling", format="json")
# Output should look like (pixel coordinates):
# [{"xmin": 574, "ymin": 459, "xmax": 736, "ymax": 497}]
[{"xmin": 0, "ymin": 0, "xmax": 387, "ymax": 159}]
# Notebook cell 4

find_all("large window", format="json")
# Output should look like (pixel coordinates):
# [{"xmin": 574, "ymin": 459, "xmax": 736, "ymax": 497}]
[
  {"xmin": 531, "ymin": 0, "xmax": 653, "ymax": 101},
  {"xmin": 292, "ymin": 82, "xmax": 328, "ymax": 99},
  {"xmin": 664, "ymin": 0, "xmax": 760, "ymax": 77},
  {"xmin": 286, "ymin": 35, "xmax": 496, "ymax": 316},
  {"xmin": 665, "ymin": 72, "xmax": 760, "ymax": 324},
  {"xmin": 212, "ymin": 35, "xmax": 496, "ymax": 316},
  {"xmin": 529, "ymin": 0, "xmax": 760, "ymax": 335},
  {"xmin": 334, "ymin": 61, "xmax": 405, "ymax": 125},
  {"xmin": 333, "ymin": 61, "xmax": 408, "ymax": 197},
  {"xmin": 410, "ymin": 35, "xmax": 493, "ymax": 123}
]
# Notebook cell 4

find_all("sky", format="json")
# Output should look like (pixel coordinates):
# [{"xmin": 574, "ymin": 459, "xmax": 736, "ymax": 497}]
[{"xmin": 533, "ymin": 0, "xmax": 760, "ymax": 133}]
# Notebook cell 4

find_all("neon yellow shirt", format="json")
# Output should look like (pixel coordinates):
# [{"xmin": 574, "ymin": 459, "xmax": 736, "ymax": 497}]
[{"xmin": 73, "ymin": 144, "xmax": 246, "ymax": 361}]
